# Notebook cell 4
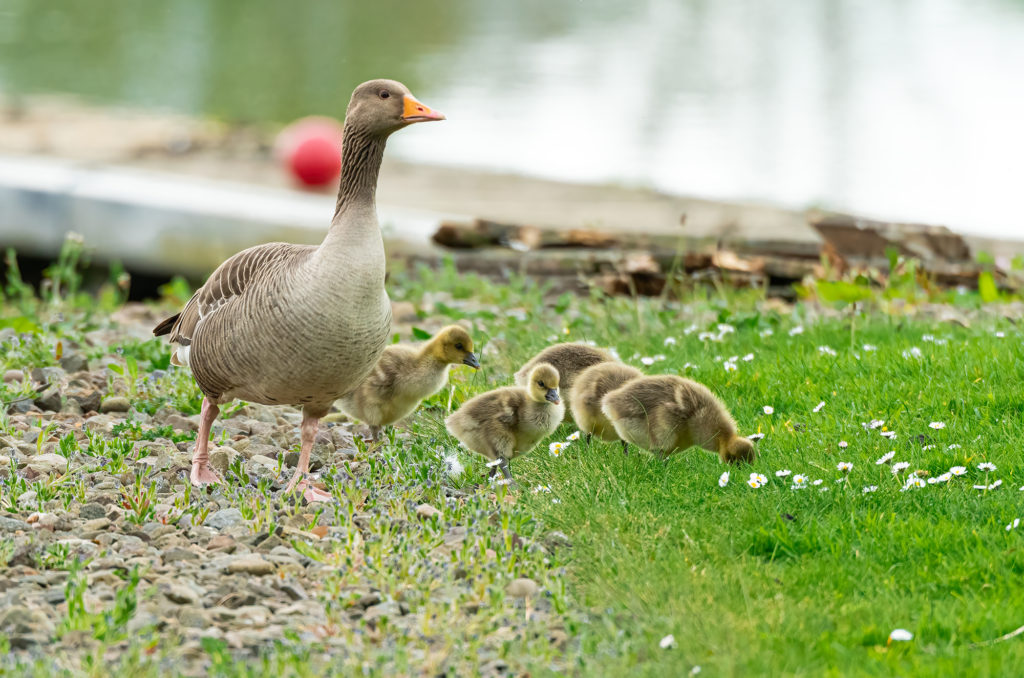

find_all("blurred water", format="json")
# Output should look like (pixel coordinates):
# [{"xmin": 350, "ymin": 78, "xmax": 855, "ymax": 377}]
[{"xmin": 1, "ymin": 0, "xmax": 1022, "ymax": 238}]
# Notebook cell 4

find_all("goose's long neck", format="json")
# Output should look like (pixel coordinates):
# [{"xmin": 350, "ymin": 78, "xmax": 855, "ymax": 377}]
[{"xmin": 326, "ymin": 124, "xmax": 387, "ymax": 243}]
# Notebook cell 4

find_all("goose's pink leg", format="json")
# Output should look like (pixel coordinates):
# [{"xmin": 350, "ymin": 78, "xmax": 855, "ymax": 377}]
[
  {"xmin": 285, "ymin": 411, "xmax": 333, "ymax": 503},
  {"xmin": 190, "ymin": 397, "xmax": 222, "ymax": 485}
]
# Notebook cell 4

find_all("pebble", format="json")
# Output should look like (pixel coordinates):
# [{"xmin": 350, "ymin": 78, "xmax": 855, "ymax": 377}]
[
  {"xmin": 226, "ymin": 555, "xmax": 275, "ymax": 576},
  {"xmin": 100, "ymin": 396, "xmax": 131, "ymax": 413},
  {"xmin": 79, "ymin": 503, "xmax": 107, "ymax": 520},
  {"xmin": 3, "ymin": 369, "xmax": 24, "ymax": 383},
  {"xmin": 415, "ymin": 503, "xmax": 442, "ymax": 520},
  {"xmin": 204, "ymin": 508, "xmax": 245, "ymax": 530}
]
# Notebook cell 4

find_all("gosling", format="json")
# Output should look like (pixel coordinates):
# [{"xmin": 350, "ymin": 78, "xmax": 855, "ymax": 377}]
[
  {"xmin": 570, "ymin": 362, "xmax": 644, "ymax": 452},
  {"xmin": 600, "ymin": 375, "xmax": 755, "ymax": 464},
  {"xmin": 446, "ymin": 363, "xmax": 564, "ymax": 482},
  {"xmin": 338, "ymin": 325, "xmax": 479, "ymax": 441},
  {"xmin": 514, "ymin": 342, "xmax": 616, "ymax": 418}
]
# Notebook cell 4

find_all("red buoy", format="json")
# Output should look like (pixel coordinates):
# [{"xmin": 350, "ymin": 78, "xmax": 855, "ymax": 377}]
[{"xmin": 275, "ymin": 117, "xmax": 343, "ymax": 187}]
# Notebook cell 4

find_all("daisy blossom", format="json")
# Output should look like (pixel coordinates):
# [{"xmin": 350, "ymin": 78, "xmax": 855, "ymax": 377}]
[{"xmin": 876, "ymin": 451, "xmax": 896, "ymax": 465}]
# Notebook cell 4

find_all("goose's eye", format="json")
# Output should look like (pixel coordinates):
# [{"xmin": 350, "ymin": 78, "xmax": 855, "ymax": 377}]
[
  {"xmin": 538, "ymin": 381, "xmax": 545, "ymax": 388},
  {"xmin": 379, "ymin": 90, "xmax": 391, "ymax": 99},
  {"xmin": 455, "ymin": 343, "xmax": 464, "ymax": 350}
]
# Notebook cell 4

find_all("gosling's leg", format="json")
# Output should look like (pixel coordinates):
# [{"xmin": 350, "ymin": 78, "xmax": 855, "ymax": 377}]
[
  {"xmin": 621, "ymin": 440, "xmax": 629, "ymax": 456},
  {"xmin": 190, "ymin": 398, "xmax": 222, "ymax": 486},
  {"xmin": 285, "ymin": 410, "xmax": 333, "ymax": 503}
]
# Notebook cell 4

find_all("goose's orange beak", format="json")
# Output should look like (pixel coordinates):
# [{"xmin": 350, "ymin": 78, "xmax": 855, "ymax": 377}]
[{"xmin": 402, "ymin": 94, "xmax": 445, "ymax": 123}]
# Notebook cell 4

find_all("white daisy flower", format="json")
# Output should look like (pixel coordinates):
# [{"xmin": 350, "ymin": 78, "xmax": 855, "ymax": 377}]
[
  {"xmin": 549, "ymin": 442, "xmax": 568, "ymax": 457},
  {"xmin": 742, "ymin": 353, "xmax": 755, "ymax": 362},
  {"xmin": 927, "ymin": 477, "xmax": 940, "ymax": 485},
  {"xmin": 760, "ymin": 328, "xmax": 774, "ymax": 338},
  {"xmin": 947, "ymin": 444, "xmax": 960, "ymax": 450},
  {"xmin": 995, "ymin": 331, "xmax": 1006, "ymax": 338},
  {"xmin": 876, "ymin": 451, "xmax": 896, "ymax": 465},
  {"xmin": 881, "ymin": 431, "xmax": 897, "ymax": 439},
  {"xmin": 653, "ymin": 354, "xmax": 667, "ymax": 362},
  {"xmin": 493, "ymin": 478, "xmax": 513, "ymax": 486},
  {"xmin": 641, "ymin": 357, "xmax": 656, "ymax": 366},
  {"xmin": 922, "ymin": 334, "xmax": 935, "ymax": 342},
  {"xmin": 749, "ymin": 473, "xmax": 768, "ymax": 485},
  {"xmin": 551, "ymin": 498, "xmax": 561, "ymax": 504},
  {"xmin": 659, "ymin": 634, "xmax": 677, "ymax": 649},
  {"xmin": 818, "ymin": 345, "xmax": 837, "ymax": 357},
  {"xmin": 663, "ymin": 337, "xmax": 677, "ymax": 346},
  {"xmin": 867, "ymin": 419, "xmax": 885, "ymax": 430},
  {"xmin": 989, "ymin": 480, "xmax": 1003, "ymax": 490},
  {"xmin": 533, "ymin": 485, "xmax": 552, "ymax": 494},
  {"xmin": 788, "ymin": 325, "xmax": 804, "ymax": 336},
  {"xmin": 935, "ymin": 472, "xmax": 953, "ymax": 483},
  {"xmin": 718, "ymin": 471, "xmax": 730, "ymax": 488},
  {"xmin": 747, "ymin": 478, "xmax": 764, "ymax": 489},
  {"xmin": 889, "ymin": 629, "xmax": 913, "ymax": 642},
  {"xmin": 837, "ymin": 461, "xmax": 853, "ymax": 472},
  {"xmin": 697, "ymin": 332, "xmax": 716, "ymax": 342},
  {"xmin": 892, "ymin": 461, "xmax": 911, "ymax": 474},
  {"xmin": 838, "ymin": 441, "xmax": 848, "ymax": 449},
  {"xmin": 775, "ymin": 469, "xmax": 792, "ymax": 477},
  {"xmin": 792, "ymin": 474, "xmax": 808, "ymax": 488},
  {"xmin": 683, "ymin": 324, "xmax": 698, "ymax": 335},
  {"xmin": 486, "ymin": 459, "xmax": 503, "ymax": 468},
  {"xmin": 567, "ymin": 431, "xmax": 581, "ymax": 441},
  {"xmin": 862, "ymin": 344, "xmax": 877, "ymax": 352},
  {"xmin": 813, "ymin": 401, "xmax": 825, "ymax": 413},
  {"xmin": 929, "ymin": 422, "xmax": 945, "ymax": 429},
  {"xmin": 812, "ymin": 479, "xmax": 824, "ymax": 486},
  {"xmin": 902, "ymin": 477, "xmax": 926, "ymax": 490},
  {"xmin": 723, "ymin": 361, "xmax": 738, "ymax": 372},
  {"xmin": 683, "ymin": 362, "xmax": 698, "ymax": 370},
  {"xmin": 978, "ymin": 462, "xmax": 997, "ymax": 472},
  {"xmin": 717, "ymin": 323, "xmax": 736, "ymax": 336},
  {"xmin": 748, "ymin": 433, "xmax": 765, "ymax": 441},
  {"xmin": 763, "ymin": 406, "xmax": 774, "ymax": 415},
  {"xmin": 949, "ymin": 466, "xmax": 967, "ymax": 476},
  {"xmin": 863, "ymin": 485, "xmax": 878, "ymax": 494},
  {"xmin": 835, "ymin": 477, "xmax": 847, "ymax": 484},
  {"xmin": 902, "ymin": 347, "xmax": 923, "ymax": 359},
  {"xmin": 819, "ymin": 486, "xmax": 830, "ymax": 493},
  {"xmin": 921, "ymin": 445, "xmax": 936, "ymax": 451},
  {"xmin": 973, "ymin": 484, "xmax": 989, "ymax": 490},
  {"xmin": 1007, "ymin": 519, "xmax": 1020, "ymax": 531}
]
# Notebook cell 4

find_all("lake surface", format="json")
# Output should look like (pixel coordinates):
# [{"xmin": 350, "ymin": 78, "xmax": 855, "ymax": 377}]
[{"xmin": 2, "ymin": 0, "xmax": 1022, "ymax": 238}]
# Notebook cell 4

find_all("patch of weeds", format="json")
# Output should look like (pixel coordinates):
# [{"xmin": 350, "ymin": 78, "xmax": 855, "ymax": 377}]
[
  {"xmin": 120, "ymin": 474, "xmax": 158, "ymax": 525},
  {"xmin": 34, "ymin": 543, "xmax": 74, "ymax": 570},
  {"xmin": 59, "ymin": 561, "xmax": 143, "ymax": 643},
  {"xmin": 111, "ymin": 418, "xmax": 195, "ymax": 444}
]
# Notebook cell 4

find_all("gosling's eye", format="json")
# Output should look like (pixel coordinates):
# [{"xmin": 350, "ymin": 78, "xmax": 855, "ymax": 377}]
[
  {"xmin": 455, "ymin": 343, "xmax": 464, "ymax": 350},
  {"xmin": 538, "ymin": 381, "xmax": 545, "ymax": 388},
  {"xmin": 379, "ymin": 90, "xmax": 391, "ymax": 99}
]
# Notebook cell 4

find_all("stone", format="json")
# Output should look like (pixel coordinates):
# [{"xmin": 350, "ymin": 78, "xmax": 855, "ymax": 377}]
[
  {"xmin": 59, "ymin": 353, "xmax": 89, "ymax": 373},
  {"xmin": 206, "ymin": 535, "xmax": 236, "ymax": 552},
  {"xmin": 226, "ymin": 555, "xmax": 275, "ymax": 576},
  {"xmin": 204, "ymin": 508, "xmax": 244, "ymax": 530},
  {"xmin": 363, "ymin": 601, "xmax": 404, "ymax": 627},
  {"xmin": 3, "ymin": 369, "xmax": 24, "ymax": 383},
  {"xmin": 506, "ymin": 578, "xmax": 540, "ymax": 599},
  {"xmin": 415, "ymin": 503, "xmax": 442, "ymax": 520},
  {"xmin": 0, "ymin": 516, "xmax": 29, "ymax": 533},
  {"xmin": 208, "ymin": 446, "xmax": 238, "ymax": 474},
  {"xmin": 100, "ymin": 396, "xmax": 131, "ymax": 413},
  {"xmin": 79, "ymin": 502, "xmax": 107, "ymax": 520},
  {"xmin": 163, "ymin": 547, "xmax": 200, "ymax": 563},
  {"xmin": 165, "ymin": 583, "xmax": 201, "ymax": 606},
  {"xmin": 166, "ymin": 414, "xmax": 198, "ymax": 432},
  {"xmin": 26, "ymin": 453, "xmax": 69, "ymax": 476},
  {"xmin": 81, "ymin": 517, "xmax": 111, "ymax": 532},
  {"xmin": 30, "ymin": 366, "xmax": 65, "ymax": 385},
  {"xmin": 65, "ymin": 386, "xmax": 102, "ymax": 413},
  {"xmin": 33, "ymin": 386, "xmax": 63, "ymax": 412}
]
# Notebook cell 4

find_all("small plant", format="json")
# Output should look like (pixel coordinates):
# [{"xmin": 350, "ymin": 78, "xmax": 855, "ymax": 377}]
[
  {"xmin": 35, "ymin": 543, "xmax": 73, "ymax": 570},
  {"xmin": 59, "ymin": 561, "xmax": 142, "ymax": 642},
  {"xmin": 120, "ymin": 474, "xmax": 158, "ymax": 525}
]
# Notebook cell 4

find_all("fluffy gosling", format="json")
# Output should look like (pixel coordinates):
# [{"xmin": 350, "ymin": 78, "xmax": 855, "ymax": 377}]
[
  {"xmin": 446, "ymin": 363, "xmax": 564, "ymax": 482},
  {"xmin": 514, "ymin": 342, "xmax": 616, "ymax": 418},
  {"xmin": 570, "ymin": 362, "xmax": 644, "ymax": 451},
  {"xmin": 600, "ymin": 375, "xmax": 755, "ymax": 463},
  {"xmin": 338, "ymin": 325, "xmax": 479, "ymax": 441}
]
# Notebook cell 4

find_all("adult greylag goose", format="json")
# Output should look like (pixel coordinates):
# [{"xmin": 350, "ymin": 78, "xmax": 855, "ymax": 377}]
[
  {"xmin": 600, "ymin": 375, "xmax": 755, "ymax": 463},
  {"xmin": 153, "ymin": 79, "xmax": 444, "ymax": 502},
  {"xmin": 337, "ymin": 324, "xmax": 479, "ymax": 441}
]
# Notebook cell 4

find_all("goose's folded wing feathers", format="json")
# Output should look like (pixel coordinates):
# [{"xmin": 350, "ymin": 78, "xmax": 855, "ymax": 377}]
[{"xmin": 155, "ymin": 243, "xmax": 310, "ymax": 345}]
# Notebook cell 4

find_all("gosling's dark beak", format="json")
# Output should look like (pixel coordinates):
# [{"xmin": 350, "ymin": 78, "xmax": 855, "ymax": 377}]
[
  {"xmin": 545, "ymin": 388, "xmax": 560, "ymax": 405},
  {"xmin": 462, "ymin": 352, "xmax": 480, "ymax": 369}
]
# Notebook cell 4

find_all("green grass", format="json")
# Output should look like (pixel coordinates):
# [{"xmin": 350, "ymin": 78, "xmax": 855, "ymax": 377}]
[{"xmin": 3, "ymin": 251, "xmax": 1024, "ymax": 675}]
